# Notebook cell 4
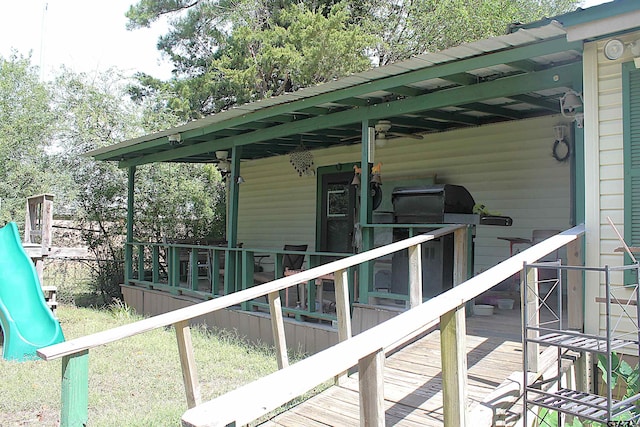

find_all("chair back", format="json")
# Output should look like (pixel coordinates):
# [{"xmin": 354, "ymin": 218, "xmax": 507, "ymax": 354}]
[{"xmin": 283, "ymin": 244, "xmax": 308, "ymax": 270}]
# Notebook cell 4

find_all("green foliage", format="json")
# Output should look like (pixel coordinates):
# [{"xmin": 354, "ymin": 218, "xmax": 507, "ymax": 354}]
[
  {"xmin": 365, "ymin": 0, "xmax": 580, "ymax": 65},
  {"xmin": 126, "ymin": 0, "xmax": 379, "ymax": 118},
  {"xmin": 126, "ymin": 0, "xmax": 579, "ymax": 119},
  {"xmin": 534, "ymin": 352, "xmax": 640, "ymax": 426},
  {"xmin": 597, "ymin": 352, "xmax": 640, "ymax": 401},
  {"xmin": 0, "ymin": 66, "xmax": 224, "ymax": 303},
  {"xmin": 135, "ymin": 163, "xmax": 226, "ymax": 242},
  {"xmin": 212, "ymin": 3, "xmax": 377, "ymax": 102},
  {"xmin": 48, "ymin": 69, "xmax": 226, "ymax": 301},
  {"xmin": 0, "ymin": 53, "xmax": 57, "ymax": 225}
]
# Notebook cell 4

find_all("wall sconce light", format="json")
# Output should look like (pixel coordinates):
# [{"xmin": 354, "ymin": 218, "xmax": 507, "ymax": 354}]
[
  {"xmin": 236, "ymin": 176, "xmax": 245, "ymax": 184},
  {"xmin": 604, "ymin": 38, "xmax": 640, "ymax": 68},
  {"xmin": 604, "ymin": 38, "xmax": 625, "ymax": 60},
  {"xmin": 560, "ymin": 90, "xmax": 584, "ymax": 128},
  {"xmin": 168, "ymin": 133, "xmax": 182, "ymax": 145}
]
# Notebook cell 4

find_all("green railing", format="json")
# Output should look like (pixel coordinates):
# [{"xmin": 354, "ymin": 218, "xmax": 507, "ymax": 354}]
[{"xmin": 125, "ymin": 242, "xmax": 353, "ymax": 321}]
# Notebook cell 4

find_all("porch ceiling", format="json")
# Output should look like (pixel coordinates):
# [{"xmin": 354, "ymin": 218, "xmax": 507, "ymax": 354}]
[{"xmin": 90, "ymin": 22, "xmax": 583, "ymax": 168}]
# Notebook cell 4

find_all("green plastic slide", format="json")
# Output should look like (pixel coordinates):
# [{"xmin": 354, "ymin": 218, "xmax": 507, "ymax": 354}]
[{"xmin": 0, "ymin": 222, "xmax": 64, "ymax": 361}]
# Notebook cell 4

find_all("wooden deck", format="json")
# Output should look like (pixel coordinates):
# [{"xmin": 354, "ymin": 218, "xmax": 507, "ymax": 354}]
[{"xmin": 263, "ymin": 304, "xmax": 525, "ymax": 426}]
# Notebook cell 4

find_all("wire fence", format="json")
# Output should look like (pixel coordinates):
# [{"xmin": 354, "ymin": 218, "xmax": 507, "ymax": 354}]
[{"xmin": 42, "ymin": 258, "xmax": 97, "ymax": 305}]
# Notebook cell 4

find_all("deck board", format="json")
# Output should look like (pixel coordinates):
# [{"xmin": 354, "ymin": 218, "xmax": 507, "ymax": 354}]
[{"xmin": 265, "ymin": 305, "xmax": 527, "ymax": 426}]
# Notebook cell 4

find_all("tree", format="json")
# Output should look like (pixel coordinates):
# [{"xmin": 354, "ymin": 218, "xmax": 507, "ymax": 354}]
[
  {"xmin": 125, "ymin": 0, "xmax": 579, "ymax": 119},
  {"xmin": 126, "ymin": 0, "xmax": 378, "ymax": 119},
  {"xmin": 363, "ymin": 0, "xmax": 580, "ymax": 66},
  {"xmin": 51, "ymin": 68, "xmax": 226, "ymax": 301},
  {"xmin": 0, "ymin": 53, "xmax": 57, "ymax": 225}
]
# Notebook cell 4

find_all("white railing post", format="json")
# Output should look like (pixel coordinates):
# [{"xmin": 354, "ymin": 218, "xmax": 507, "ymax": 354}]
[
  {"xmin": 175, "ymin": 320, "xmax": 202, "ymax": 408},
  {"xmin": 359, "ymin": 348, "xmax": 385, "ymax": 426},
  {"xmin": 268, "ymin": 291, "xmax": 289, "ymax": 369},
  {"xmin": 334, "ymin": 268, "xmax": 352, "ymax": 384},
  {"xmin": 408, "ymin": 244, "xmax": 423, "ymax": 308},
  {"xmin": 440, "ymin": 306, "xmax": 468, "ymax": 426},
  {"xmin": 438, "ymin": 226, "xmax": 469, "ymax": 426},
  {"xmin": 453, "ymin": 227, "xmax": 469, "ymax": 287}
]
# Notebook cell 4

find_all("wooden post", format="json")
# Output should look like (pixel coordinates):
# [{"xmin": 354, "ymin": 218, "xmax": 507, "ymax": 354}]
[
  {"xmin": 453, "ymin": 227, "xmax": 469, "ymax": 286},
  {"xmin": 440, "ymin": 305, "xmax": 468, "ymax": 427},
  {"xmin": 125, "ymin": 167, "xmax": 135, "ymax": 284},
  {"xmin": 334, "ymin": 268, "xmax": 352, "ymax": 384},
  {"xmin": 437, "ymin": 227, "xmax": 470, "ymax": 426},
  {"xmin": 574, "ymin": 352, "xmax": 591, "ymax": 393},
  {"xmin": 408, "ymin": 244, "xmax": 423, "ymax": 308},
  {"xmin": 567, "ymin": 236, "xmax": 584, "ymax": 330},
  {"xmin": 41, "ymin": 195, "xmax": 53, "ymax": 254},
  {"xmin": 60, "ymin": 350, "xmax": 89, "ymax": 427},
  {"xmin": 268, "ymin": 291, "xmax": 289, "ymax": 369},
  {"xmin": 359, "ymin": 348, "xmax": 385, "ymax": 427},
  {"xmin": 358, "ymin": 120, "xmax": 374, "ymax": 305},
  {"xmin": 524, "ymin": 266, "xmax": 540, "ymax": 373},
  {"xmin": 175, "ymin": 320, "xmax": 202, "ymax": 408},
  {"xmin": 23, "ymin": 198, "xmax": 33, "ymax": 244}
]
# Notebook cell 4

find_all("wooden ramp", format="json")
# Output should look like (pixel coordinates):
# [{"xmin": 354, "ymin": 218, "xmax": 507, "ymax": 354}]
[{"xmin": 263, "ymin": 305, "xmax": 524, "ymax": 426}]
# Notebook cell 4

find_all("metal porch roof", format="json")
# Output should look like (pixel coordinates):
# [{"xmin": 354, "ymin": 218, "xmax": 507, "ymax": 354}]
[{"xmin": 90, "ymin": 21, "xmax": 584, "ymax": 168}]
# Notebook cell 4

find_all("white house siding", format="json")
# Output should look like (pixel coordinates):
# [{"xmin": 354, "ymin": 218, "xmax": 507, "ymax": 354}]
[
  {"xmin": 584, "ymin": 32, "xmax": 640, "ymax": 338},
  {"xmin": 237, "ymin": 115, "xmax": 572, "ymax": 276}
]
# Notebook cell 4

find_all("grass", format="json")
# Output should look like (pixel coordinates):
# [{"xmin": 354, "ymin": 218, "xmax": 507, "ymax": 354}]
[{"xmin": 0, "ymin": 302, "xmax": 302, "ymax": 426}]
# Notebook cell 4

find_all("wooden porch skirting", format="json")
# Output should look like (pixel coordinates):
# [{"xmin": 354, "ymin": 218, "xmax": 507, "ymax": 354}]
[
  {"xmin": 121, "ymin": 285, "xmax": 411, "ymax": 355},
  {"xmin": 121, "ymin": 284, "xmax": 341, "ymax": 355}
]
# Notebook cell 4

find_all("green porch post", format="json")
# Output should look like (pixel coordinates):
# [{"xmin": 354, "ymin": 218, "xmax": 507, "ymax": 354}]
[
  {"xmin": 60, "ymin": 350, "xmax": 89, "ymax": 427},
  {"xmin": 225, "ymin": 146, "xmax": 242, "ymax": 295},
  {"xmin": 358, "ymin": 121, "xmax": 374, "ymax": 304},
  {"xmin": 125, "ymin": 166, "xmax": 135, "ymax": 284}
]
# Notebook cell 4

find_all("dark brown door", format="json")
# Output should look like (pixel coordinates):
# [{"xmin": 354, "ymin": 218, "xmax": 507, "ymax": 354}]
[{"xmin": 319, "ymin": 172, "xmax": 357, "ymax": 254}]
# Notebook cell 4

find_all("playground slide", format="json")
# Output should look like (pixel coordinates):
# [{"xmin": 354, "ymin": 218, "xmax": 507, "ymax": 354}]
[{"xmin": 0, "ymin": 222, "xmax": 64, "ymax": 361}]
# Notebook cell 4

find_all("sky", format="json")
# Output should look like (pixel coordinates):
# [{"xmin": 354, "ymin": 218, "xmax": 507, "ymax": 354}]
[
  {"xmin": 0, "ymin": 0, "xmax": 613, "ymax": 82},
  {"xmin": 0, "ymin": 0, "xmax": 173, "ymax": 80}
]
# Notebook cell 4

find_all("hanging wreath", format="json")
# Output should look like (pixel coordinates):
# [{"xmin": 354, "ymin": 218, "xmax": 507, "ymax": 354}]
[{"xmin": 552, "ymin": 138, "xmax": 571, "ymax": 162}]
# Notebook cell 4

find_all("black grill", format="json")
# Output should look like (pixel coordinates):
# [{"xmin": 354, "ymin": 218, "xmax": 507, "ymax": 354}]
[
  {"xmin": 392, "ymin": 184, "xmax": 512, "ymax": 226},
  {"xmin": 389, "ymin": 184, "xmax": 512, "ymax": 298}
]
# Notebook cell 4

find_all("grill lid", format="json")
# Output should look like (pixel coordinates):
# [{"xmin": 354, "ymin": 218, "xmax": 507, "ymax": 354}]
[{"xmin": 392, "ymin": 184, "xmax": 475, "ymax": 223}]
